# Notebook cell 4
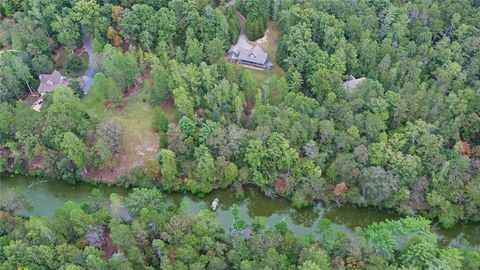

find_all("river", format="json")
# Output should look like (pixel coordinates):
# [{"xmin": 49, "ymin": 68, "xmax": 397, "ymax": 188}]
[{"xmin": 1, "ymin": 175, "xmax": 478, "ymax": 246}]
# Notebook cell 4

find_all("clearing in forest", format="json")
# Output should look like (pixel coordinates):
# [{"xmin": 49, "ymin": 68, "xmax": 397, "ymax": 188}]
[{"xmin": 81, "ymin": 80, "xmax": 175, "ymax": 182}]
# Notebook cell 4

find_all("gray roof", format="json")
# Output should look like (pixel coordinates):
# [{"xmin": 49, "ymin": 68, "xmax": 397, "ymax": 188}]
[
  {"xmin": 228, "ymin": 37, "xmax": 269, "ymax": 65},
  {"xmin": 38, "ymin": 70, "xmax": 68, "ymax": 94},
  {"xmin": 343, "ymin": 76, "xmax": 366, "ymax": 91}
]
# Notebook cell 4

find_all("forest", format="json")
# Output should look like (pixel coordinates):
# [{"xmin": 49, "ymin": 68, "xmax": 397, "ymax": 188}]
[{"xmin": 1, "ymin": 0, "xmax": 480, "ymax": 268}]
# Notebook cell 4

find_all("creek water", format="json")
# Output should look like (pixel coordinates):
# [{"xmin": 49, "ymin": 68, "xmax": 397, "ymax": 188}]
[{"xmin": 1, "ymin": 175, "xmax": 478, "ymax": 246}]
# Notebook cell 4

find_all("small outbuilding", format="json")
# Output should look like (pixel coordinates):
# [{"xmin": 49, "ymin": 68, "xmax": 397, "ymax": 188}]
[{"xmin": 343, "ymin": 75, "xmax": 366, "ymax": 91}]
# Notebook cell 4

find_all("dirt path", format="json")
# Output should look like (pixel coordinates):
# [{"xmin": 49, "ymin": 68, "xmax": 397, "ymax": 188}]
[
  {"xmin": 53, "ymin": 46, "xmax": 64, "ymax": 63},
  {"xmin": 102, "ymin": 228, "xmax": 117, "ymax": 259},
  {"xmin": 123, "ymin": 76, "xmax": 144, "ymax": 99}
]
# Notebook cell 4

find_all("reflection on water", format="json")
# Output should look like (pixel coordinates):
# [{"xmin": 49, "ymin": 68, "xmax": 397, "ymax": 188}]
[{"xmin": 0, "ymin": 175, "xmax": 478, "ymax": 245}]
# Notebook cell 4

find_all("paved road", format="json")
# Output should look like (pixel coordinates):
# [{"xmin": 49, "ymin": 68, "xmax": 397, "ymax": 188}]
[
  {"xmin": 81, "ymin": 25, "xmax": 97, "ymax": 94},
  {"xmin": 237, "ymin": 11, "xmax": 247, "ymax": 38}
]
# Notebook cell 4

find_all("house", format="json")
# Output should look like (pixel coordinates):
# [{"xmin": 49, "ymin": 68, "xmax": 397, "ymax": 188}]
[
  {"xmin": 228, "ymin": 37, "xmax": 273, "ymax": 70},
  {"xmin": 343, "ymin": 75, "xmax": 366, "ymax": 91},
  {"xmin": 37, "ymin": 70, "xmax": 68, "ymax": 95}
]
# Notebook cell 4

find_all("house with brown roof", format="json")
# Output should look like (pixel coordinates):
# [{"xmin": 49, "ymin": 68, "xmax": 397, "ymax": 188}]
[
  {"xmin": 343, "ymin": 75, "xmax": 366, "ymax": 91},
  {"xmin": 38, "ymin": 70, "xmax": 68, "ymax": 95},
  {"xmin": 227, "ymin": 37, "xmax": 273, "ymax": 70}
]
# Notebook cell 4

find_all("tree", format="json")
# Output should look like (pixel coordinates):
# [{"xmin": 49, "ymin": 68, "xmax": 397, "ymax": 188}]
[
  {"xmin": 31, "ymin": 55, "xmax": 54, "ymax": 75},
  {"xmin": 102, "ymin": 45, "xmax": 140, "ymax": 91},
  {"xmin": 185, "ymin": 35, "xmax": 203, "ymax": 65},
  {"xmin": 360, "ymin": 166, "xmax": 399, "ymax": 206},
  {"xmin": 193, "ymin": 145, "xmax": 216, "ymax": 193},
  {"xmin": 205, "ymin": 38, "xmax": 224, "ymax": 64},
  {"xmin": 85, "ymin": 225, "xmax": 106, "ymax": 248},
  {"xmin": 52, "ymin": 15, "xmax": 80, "ymax": 46},
  {"xmin": 0, "ymin": 188, "xmax": 30, "ymax": 215},
  {"xmin": 178, "ymin": 116, "xmax": 196, "ymax": 138},
  {"xmin": 65, "ymin": 55, "xmax": 83, "ymax": 75},
  {"xmin": 42, "ymin": 87, "xmax": 92, "ymax": 148},
  {"xmin": 110, "ymin": 223, "xmax": 136, "ymax": 253},
  {"xmin": 152, "ymin": 108, "xmax": 169, "ymax": 133},
  {"xmin": 71, "ymin": 0, "xmax": 100, "ymax": 35},
  {"xmin": 120, "ymin": 4, "xmax": 157, "ymax": 50},
  {"xmin": 91, "ymin": 73, "xmax": 122, "ymax": 104},
  {"xmin": 94, "ymin": 138, "xmax": 113, "ymax": 168},
  {"xmin": 60, "ymin": 132, "xmax": 87, "ymax": 172},
  {"xmin": 151, "ymin": 63, "xmax": 173, "ymax": 104},
  {"xmin": 9, "ymin": 54, "xmax": 34, "ymax": 95},
  {"xmin": 125, "ymin": 188, "xmax": 167, "ymax": 216},
  {"xmin": 172, "ymin": 87, "xmax": 194, "ymax": 117},
  {"xmin": 401, "ymin": 234, "xmax": 438, "ymax": 269},
  {"xmin": 96, "ymin": 120, "xmax": 123, "ymax": 155},
  {"xmin": 53, "ymin": 201, "xmax": 90, "ymax": 241},
  {"xmin": 244, "ymin": 139, "xmax": 265, "ymax": 171},
  {"xmin": 159, "ymin": 149, "xmax": 181, "ymax": 191}
]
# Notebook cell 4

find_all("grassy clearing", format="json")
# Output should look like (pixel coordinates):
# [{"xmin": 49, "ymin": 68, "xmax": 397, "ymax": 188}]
[{"xmin": 81, "ymin": 79, "xmax": 175, "ymax": 176}]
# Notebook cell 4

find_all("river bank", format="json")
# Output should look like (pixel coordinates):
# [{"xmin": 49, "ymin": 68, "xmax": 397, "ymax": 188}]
[{"xmin": 1, "ymin": 174, "xmax": 478, "ymax": 246}]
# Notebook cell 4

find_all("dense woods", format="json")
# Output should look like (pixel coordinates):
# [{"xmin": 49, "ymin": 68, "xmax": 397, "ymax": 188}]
[{"xmin": 1, "ymin": 0, "xmax": 480, "ymax": 267}]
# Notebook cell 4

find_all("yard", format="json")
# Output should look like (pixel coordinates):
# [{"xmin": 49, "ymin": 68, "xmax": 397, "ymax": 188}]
[
  {"xmin": 228, "ymin": 21, "xmax": 286, "ymax": 103},
  {"xmin": 81, "ymin": 79, "xmax": 176, "ymax": 181},
  {"xmin": 54, "ymin": 45, "xmax": 89, "ymax": 77}
]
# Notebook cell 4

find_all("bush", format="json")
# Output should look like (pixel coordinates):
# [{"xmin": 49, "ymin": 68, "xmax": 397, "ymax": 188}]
[{"xmin": 65, "ymin": 55, "xmax": 83, "ymax": 74}]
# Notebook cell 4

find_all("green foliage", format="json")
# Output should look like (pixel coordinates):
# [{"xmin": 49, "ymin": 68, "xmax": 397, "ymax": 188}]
[
  {"xmin": 91, "ymin": 73, "xmax": 122, "ymax": 105},
  {"xmin": 102, "ymin": 45, "xmax": 140, "ymax": 91},
  {"xmin": 152, "ymin": 108, "xmax": 169, "ymax": 133},
  {"xmin": 178, "ymin": 116, "xmax": 196, "ymax": 138},
  {"xmin": 150, "ymin": 63, "xmax": 172, "ymax": 104},
  {"xmin": 159, "ymin": 149, "xmax": 181, "ymax": 191},
  {"xmin": 60, "ymin": 132, "xmax": 86, "ymax": 170},
  {"xmin": 172, "ymin": 87, "xmax": 194, "ymax": 118},
  {"xmin": 246, "ymin": 16, "xmax": 266, "ymax": 40},
  {"xmin": 192, "ymin": 145, "xmax": 215, "ymax": 194},
  {"xmin": 120, "ymin": 167, "xmax": 155, "ymax": 188},
  {"xmin": 64, "ymin": 55, "xmax": 83, "ymax": 75}
]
